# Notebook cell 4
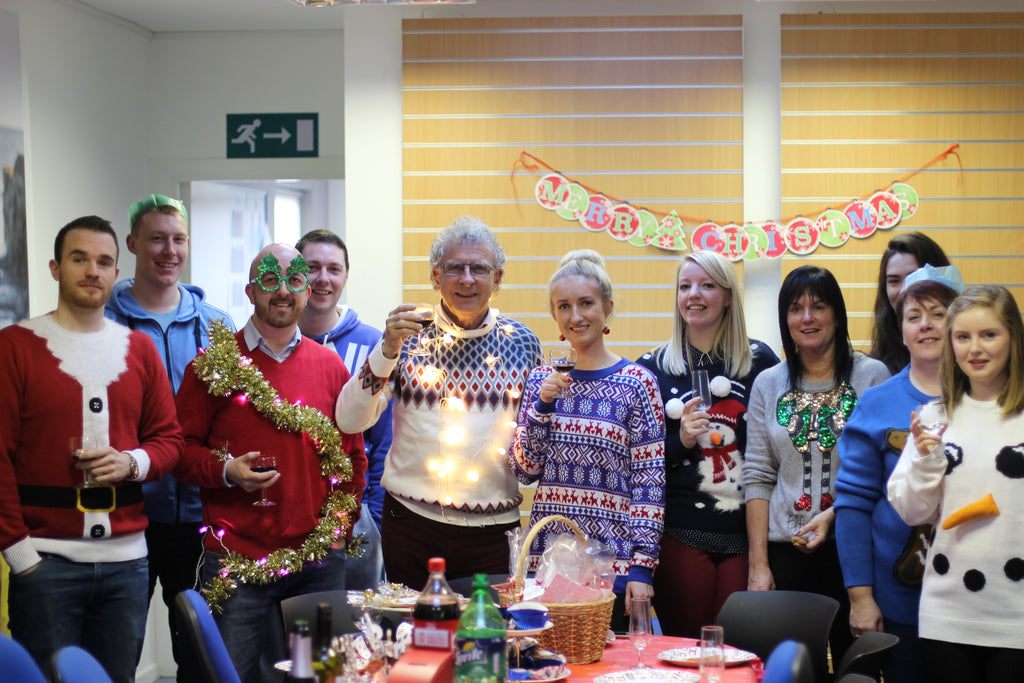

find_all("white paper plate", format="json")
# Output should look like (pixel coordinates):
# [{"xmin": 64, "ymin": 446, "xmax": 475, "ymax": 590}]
[
  {"xmin": 509, "ymin": 666, "xmax": 571, "ymax": 682},
  {"xmin": 507, "ymin": 620, "xmax": 554, "ymax": 638},
  {"xmin": 593, "ymin": 669, "xmax": 701, "ymax": 683},
  {"xmin": 657, "ymin": 646, "xmax": 759, "ymax": 668}
]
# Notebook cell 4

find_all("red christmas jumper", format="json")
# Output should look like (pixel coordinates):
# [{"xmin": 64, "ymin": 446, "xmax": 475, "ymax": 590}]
[
  {"xmin": 0, "ymin": 315, "xmax": 183, "ymax": 574},
  {"xmin": 174, "ymin": 332, "xmax": 367, "ymax": 560}
]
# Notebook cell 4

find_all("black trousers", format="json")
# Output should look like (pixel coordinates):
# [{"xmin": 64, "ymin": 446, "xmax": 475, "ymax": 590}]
[
  {"xmin": 767, "ymin": 538, "xmax": 853, "ymax": 670},
  {"xmin": 922, "ymin": 639, "xmax": 1024, "ymax": 683},
  {"xmin": 146, "ymin": 520, "xmax": 204, "ymax": 682}
]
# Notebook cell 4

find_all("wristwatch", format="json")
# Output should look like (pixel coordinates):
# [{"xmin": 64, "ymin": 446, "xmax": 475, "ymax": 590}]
[{"xmin": 126, "ymin": 453, "xmax": 140, "ymax": 481}]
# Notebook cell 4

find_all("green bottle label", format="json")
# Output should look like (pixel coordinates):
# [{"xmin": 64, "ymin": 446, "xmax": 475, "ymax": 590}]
[{"xmin": 454, "ymin": 635, "xmax": 507, "ymax": 683}]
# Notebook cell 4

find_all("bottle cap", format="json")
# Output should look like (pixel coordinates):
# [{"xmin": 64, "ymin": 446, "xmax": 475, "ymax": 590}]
[{"xmin": 428, "ymin": 557, "xmax": 445, "ymax": 573}]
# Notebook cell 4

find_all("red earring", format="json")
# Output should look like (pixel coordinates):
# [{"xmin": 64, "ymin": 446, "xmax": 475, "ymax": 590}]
[
  {"xmin": 559, "ymin": 334, "xmax": 566, "ymax": 341},
  {"xmin": 603, "ymin": 326, "xmax": 610, "ymax": 335}
]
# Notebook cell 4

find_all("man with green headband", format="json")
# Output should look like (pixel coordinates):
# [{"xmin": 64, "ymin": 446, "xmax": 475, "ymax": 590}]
[{"xmin": 105, "ymin": 193, "xmax": 234, "ymax": 682}]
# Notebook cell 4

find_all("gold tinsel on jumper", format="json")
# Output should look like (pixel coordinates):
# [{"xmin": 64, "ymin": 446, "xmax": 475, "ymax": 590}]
[{"xmin": 192, "ymin": 320, "xmax": 360, "ymax": 612}]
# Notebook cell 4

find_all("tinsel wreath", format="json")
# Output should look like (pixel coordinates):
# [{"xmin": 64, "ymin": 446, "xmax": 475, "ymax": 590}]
[{"xmin": 192, "ymin": 320, "xmax": 361, "ymax": 612}]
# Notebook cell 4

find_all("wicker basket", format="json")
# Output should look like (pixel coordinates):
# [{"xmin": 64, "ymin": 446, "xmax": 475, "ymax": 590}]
[{"xmin": 513, "ymin": 515, "xmax": 615, "ymax": 665}]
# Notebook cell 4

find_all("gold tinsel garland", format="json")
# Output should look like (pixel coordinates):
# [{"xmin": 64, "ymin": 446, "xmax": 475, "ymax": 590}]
[{"xmin": 193, "ymin": 320, "xmax": 360, "ymax": 612}]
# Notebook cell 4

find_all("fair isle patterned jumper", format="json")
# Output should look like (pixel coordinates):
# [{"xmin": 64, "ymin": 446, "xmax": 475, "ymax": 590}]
[
  {"xmin": 511, "ymin": 358, "xmax": 666, "ymax": 587},
  {"xmin": 336, "ymin": 307, "xmax": 543, "ymax": 526}
]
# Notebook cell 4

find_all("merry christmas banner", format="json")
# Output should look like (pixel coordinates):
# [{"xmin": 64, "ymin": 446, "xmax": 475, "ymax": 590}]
[{"xmin": 516, "ymin": 144, "xmax": 960, "ymax": 262}]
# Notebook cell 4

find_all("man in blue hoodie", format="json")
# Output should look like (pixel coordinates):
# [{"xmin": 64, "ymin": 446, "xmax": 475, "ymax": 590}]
[
  {"xmin": 297, "ymin": 229, "xmax": 388, "ymax": 589},
  {"xmin": 105, "ymin": 194, "xmax": 234, "ymax": 682}
]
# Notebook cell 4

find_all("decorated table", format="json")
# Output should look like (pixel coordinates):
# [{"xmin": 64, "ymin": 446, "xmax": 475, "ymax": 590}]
[{"xmin": 566, "ymin": 635, "xmax": 760, "ymax": 683}]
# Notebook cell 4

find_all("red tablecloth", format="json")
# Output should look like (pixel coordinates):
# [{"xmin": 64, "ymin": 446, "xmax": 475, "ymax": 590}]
[{"xmin": 567, "ymin": 636, "xmax": 759, "ymax": 683}]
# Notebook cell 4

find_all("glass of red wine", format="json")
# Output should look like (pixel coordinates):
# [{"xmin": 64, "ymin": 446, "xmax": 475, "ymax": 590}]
[
  {"xmin": 252, "ymin": 452, "xmax": 277, "ymax": 507},
  {"xmin": 548, "ymin": 347, "xmax": 578, "ymax": 398},
  {"xmin": 407, "ymin": 303, "xmax": 435, "ymax": 356}
]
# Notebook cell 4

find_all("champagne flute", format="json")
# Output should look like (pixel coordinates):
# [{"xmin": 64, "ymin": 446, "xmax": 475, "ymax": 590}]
[
  {"xmin": 695, "ymin": 369, "xmax": 713, "ymax": 412},
  {"xmin": 628, "ymin": 595, "xmax": 653, "ymax": 669},
  {"xmin": 548, "ymin": 347, "xmax": 578, "ymax": 398},
  {"xmin": 917, "ymin": 401, "xmax": 948, "ymax": 437},
  {"xmin": 70, "ymin": 435, "xmax": 100, "ymax": 488},
  {"xmin": 252, "ymin": 452, "xmax": 278, "ymax": 507},
  {"xmin": 700, "ymin": 624, "xmax": 725, "ymax": 683},
  {"xmin": 407, "ymin": 303, "xmax": 435, "ymax": 356}
]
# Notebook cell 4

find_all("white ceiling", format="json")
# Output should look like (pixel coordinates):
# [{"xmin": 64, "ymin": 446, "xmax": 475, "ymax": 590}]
[{"xmin": 70, "ymin": 0, "xmax": 357, "ymax": 32}]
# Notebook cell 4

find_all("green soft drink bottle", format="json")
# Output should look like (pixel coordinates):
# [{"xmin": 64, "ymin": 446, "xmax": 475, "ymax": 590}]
[{"xmin": 454, "ymin": 574, "xmax": 508, "ymax": 683}]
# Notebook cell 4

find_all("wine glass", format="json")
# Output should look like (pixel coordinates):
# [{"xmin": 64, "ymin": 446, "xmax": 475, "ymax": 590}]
[
  {"xmin": 917, "ymin": 401, "xmax": 948, "ymax": 437},
  {"xmin": 548, "ymin": 347, "xmax": 577, "ymax": 398},
  {"xmin": 252, "ymin": 452, "xmax": 278, "ymax": 507},
  {"xmin": 700, "ymin": 624, "xmax": 725, "ymax": 683},
  {"xmin": 407, "ymin": 303, "xmax": 435, "ymax": 356},
  {"xmin": 70, "ymin": 435, "xmax": 100, "ymax": 488},
  {"xmin": 628, "ymin": 595, "xmax": 653, "ymax": 669},
  {"xmin": 694, "ymin": 369, "xmax": 713, "ymax": 412}
]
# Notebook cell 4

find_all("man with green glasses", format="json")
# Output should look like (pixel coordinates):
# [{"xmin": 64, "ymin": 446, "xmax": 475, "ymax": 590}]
[{"xmin": 175, "ymin": 243, "xmax": 367, "ymax": 682}]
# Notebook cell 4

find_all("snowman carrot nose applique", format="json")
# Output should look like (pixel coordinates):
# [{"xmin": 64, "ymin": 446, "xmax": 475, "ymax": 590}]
[{"xmin": 941, "ymin": 493, "xmax": 1000, "ymax": 530}]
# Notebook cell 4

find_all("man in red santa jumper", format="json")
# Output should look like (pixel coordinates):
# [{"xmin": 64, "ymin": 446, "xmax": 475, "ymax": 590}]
[{"xmin": 0, "ymin": 215, "xmax": 183, "ymax": 683}]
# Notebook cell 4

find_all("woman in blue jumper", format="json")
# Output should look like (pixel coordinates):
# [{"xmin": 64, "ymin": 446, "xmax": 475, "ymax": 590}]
[{"xmin": 835, "ymin": 264, "xmax": 963, "ymax": 683}]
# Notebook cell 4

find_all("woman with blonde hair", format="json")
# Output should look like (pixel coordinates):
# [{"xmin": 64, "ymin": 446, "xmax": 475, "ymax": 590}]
[
  {"xmin": 511, "ymin": 249, "xmax": 665, "ymax": 631},
  {"xmin": 888, "ymin": 285, "xmax": 1024, "ymax": 682},
  {"xmin": 636, "ymin": 250, "xmax": 778, "ymax": 637}
]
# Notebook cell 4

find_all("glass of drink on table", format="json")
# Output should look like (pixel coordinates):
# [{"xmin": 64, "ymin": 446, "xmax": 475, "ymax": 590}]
[
  {"xmin": 700, "ymin": 624, "xmax": 725, "ymax": 683},
  {"xmin": 70, "ymin": 435, "xmax": 100, "ymax": 488},
  {"xmin": 548, "ymin": 347, "xmax": 577, "ymax": 398},
  {"xmin": 917, "ymin": 400, "xmax": 948, "ymax": 437},
  {"xmin": 252, "ymin": 453, "xmax": 277, "ymax": 507},
  {"xmin": 628, "ymin": 595, "xmax": 653, "ymax": 669},
  {"xmin": 408, "ymin": 303, "xmax": 435, "ymax": 356}
]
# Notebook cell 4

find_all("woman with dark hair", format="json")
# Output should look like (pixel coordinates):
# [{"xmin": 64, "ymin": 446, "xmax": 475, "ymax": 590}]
[
  {"xmin": 743, "ymin": 265, "xmax": 889, "ymax": 666},
  {"xmin": 871, "ymin": 232, "xmax": 951, "ymax": 373},
  {"xmin": 835, "ymin": 265, "xmax": 964, "ymax": 683},
  {"xmin": 636, "ymin": 250, "xmax": 778, "ymax": 637},
  {"xmin": 889, "ymin": 285, "xmax": 1024, "ymax": 683}
]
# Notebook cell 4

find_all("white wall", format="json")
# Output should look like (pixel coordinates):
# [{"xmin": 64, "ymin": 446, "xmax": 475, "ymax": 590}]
[{"xmin": 0, "ymin": 0, "xmax": 152, "ymax": 317}]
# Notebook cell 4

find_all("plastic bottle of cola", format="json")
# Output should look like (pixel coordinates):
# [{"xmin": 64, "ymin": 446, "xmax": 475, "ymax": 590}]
[
  {"xmin": 412, "ymin": 557, "xmax": 461, "ymax": 650},
  {"xmin": 454, "ymin": 573, "xmax": 508, "ymax": 683}
]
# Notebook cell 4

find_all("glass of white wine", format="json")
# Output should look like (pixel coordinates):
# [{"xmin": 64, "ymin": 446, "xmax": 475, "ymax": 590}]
[
  {"xmin": 407, "ymin": 303, "xmax": 435, "ymax": 356},
  {"xmin": 917, "ymin": 400, "xmax": 948, "ymax": 437}
]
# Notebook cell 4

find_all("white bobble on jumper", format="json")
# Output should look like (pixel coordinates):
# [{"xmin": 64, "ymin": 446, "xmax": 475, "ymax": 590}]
[{"xmin": 665, "ymin": 398, "xmax": 685, "ymax": 420}]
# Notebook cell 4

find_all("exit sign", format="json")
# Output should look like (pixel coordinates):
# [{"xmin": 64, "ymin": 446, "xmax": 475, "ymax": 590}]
[{"xmin": 226, "ymin": 113, "xmax": 319, "ymax": 158}]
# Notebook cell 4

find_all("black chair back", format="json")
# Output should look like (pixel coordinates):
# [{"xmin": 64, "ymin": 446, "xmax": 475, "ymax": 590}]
[
  {"xmin": 279, "ymin": 589, "xmax": 361, "ymax": 642},
  {"xmin": 715, "ymin": 590, "xmax": 839, "ymax": 683},
  {"xmin": 832, "ymin": 630, "xmax": 899, "ymax": 681}
]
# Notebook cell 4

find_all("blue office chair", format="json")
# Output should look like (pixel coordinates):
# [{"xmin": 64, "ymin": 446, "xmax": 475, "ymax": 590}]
[
  {"xmin": 51, "ymin": 646, "xmax": 113, "ymax": 683},
  {"xmin": 174, "ymin": 589, "xmax": 243, "ymax": 683},
  {"xmin": 761, "ymin": 640, "xmax": 815, "ymax": 683},
  {"xmin": 0, "ymin": 634, "xmax": 48, "ymax": 683}
]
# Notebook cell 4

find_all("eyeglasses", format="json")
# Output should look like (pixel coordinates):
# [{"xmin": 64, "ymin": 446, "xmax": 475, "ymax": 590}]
[
  {"xmin": 250, "ymin": 272, "xmax": 310, "ymax": 294},
  {"xmin": 439, "ymin": 262, "xmax": 496, "ymax": 279}
]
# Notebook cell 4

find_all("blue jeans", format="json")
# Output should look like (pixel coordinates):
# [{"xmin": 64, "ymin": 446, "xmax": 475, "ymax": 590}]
[
  {"xmin": 8, "ymin": 553, "xmax": 149, "ymax": 683},
  {"xmin": 201, "ymin": 547, "xmax": 346, "ymax": 683},
  {"xmin": 345, "ymin": 502, "xmax": 384, "ymax": 591}
]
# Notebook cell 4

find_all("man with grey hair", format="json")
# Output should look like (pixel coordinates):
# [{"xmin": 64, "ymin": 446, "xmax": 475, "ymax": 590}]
[{"xmin": 337, "ymin": 216, "xmax": 542, "ymax": 588}]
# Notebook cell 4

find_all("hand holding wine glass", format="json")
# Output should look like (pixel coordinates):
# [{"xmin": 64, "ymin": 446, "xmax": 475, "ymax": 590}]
[
  {"xmin": 251, "ymin": 452, "xmax": 278, "ymax": 507},
  {"xmin": 628, "ymin": 595, "xmax": 653, "ymax": 669},
  {"xmin": 548, "ymin": 347, "xmax": 577, "ymax": 398}
]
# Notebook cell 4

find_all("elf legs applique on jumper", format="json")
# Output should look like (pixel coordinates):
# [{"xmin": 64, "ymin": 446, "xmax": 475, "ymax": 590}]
[{"xmin": 777, "ymin": 382, "xmax": 858, "ymax": 513}]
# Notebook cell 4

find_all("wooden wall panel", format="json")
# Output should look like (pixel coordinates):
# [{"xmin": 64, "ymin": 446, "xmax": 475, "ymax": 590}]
[
  {"xmin": 403, "ymin": 15, "xmax": 744, "ymax": 359},
  {"xmin": 781, "ymin": 13, "xmax": 1024, "ymax": 350}
]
